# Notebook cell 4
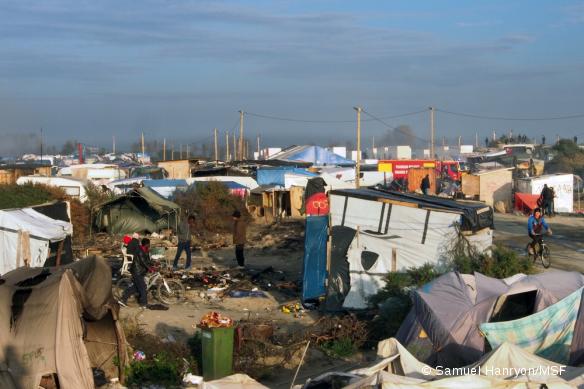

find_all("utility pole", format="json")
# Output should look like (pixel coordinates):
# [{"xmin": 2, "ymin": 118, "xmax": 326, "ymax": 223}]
[
  {"xmin": 180, "ymin": 144, "xmax": 183, "ymax": 159},
  {"xmin": 225, "ymin": 131, "xmax": 230, "ymax": 161},
  {"xmin": 475, "ymin": 132, "xmax": 478, "ymax": 148},
  {"xmin": 113, "ymin": 135, "xmax": 116, "ymax": 155},
  {"xmin": 233, "ymin": 131, "xmax": 238, "ymax": 161},
  {"xmin": 354, "ymin": 106, "xmax": 362, "ymax": 189},
  {"xmin": 238, "ymin": 110, "xmax": 244, "ymax": 161},
  {"xmin": 171, "ymin": 144, "xmax": 174, "ymax": 160},
  {"xmin": 429, "ymin": 106, "xmax": 435, "ymax": 159},
  {"xmin": 214, "ymin": 128, "xmax": 218, "ymax": 164},
  {"xmin": 163, "ymin": 138, "xmax": 166, "ymax": 160},
  {"xmin": 493, "ymin": 130, "xmax": 496, "ymax": 141},
  {"xmin": 186, "ymin": 143, "xmax": 190, "ymax": 159},
  {"xmin": 40, "ymin": 128, "xmax": 43, "ymax": 162},
  {"xmin": 458, "ymin": 135, "xmax": 462, "ymax": 149},
  {"xmin": 372, "ymin": 136, "xmax": 375, "ymax": 159},
  {"xmin": 245, "ymin": 141, "xmax": 249, "ymax": 160},
  {"xmin": 257, "ymin": 134, "xmax": 260, "ymax": 160},
  {"xmin": 141, "ymin": 131, "xmax": 145, "ymax": 156}
]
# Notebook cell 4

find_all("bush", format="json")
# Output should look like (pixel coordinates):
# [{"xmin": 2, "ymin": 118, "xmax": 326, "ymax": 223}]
[
  {"xmin": 174, "ymin": 181, "xmax": 248, "ymax": 232},
  {"xmin": 0, "ymin": 183, "xmax": 66, "ymax": 209},
  {"xmin": 320, "ymin": 337, "xmax": 356, "ymax": 359},
  {"xmin": 126, "ymin": 352, "xmax": 184, "ymax": 387}
]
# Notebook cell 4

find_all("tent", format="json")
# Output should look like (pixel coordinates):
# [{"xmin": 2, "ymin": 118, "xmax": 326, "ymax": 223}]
[
  {"xmin": 0, "ymin": 257, "xmax": 128, "ymax": 389},
  {"xmin": 93, "ymin": 186, "xmax": 180, "ymax": 234},
  {"xmin": 0, "ymin": 206, "xmax": 73, "ymax": 274},
  {"xmin": 515, "ymin": 192, "xmax": 540, "ymax": 214},
  {"xmin": 397, "ymin": 270, "xmax": 584, "ymax": 368},
  {"xmin": 297, "ymin": 337, "xmax": 584, "ymax": 388},
  {"xmin": 143, "ymin": 179, "xmax": 188, "ymax": 199},
  {"xmin": 324, "ymin": 188, "xmax": 493, "ymax": 310},
  {"xmin": 268, "ymin": 145, "xmax": 355, "ymax": 166}
]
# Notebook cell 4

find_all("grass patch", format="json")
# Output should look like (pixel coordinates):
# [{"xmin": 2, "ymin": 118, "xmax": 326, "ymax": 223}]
[{"xmin": 319, "ymin": 337, "xmax": 356, "ymax": 359}]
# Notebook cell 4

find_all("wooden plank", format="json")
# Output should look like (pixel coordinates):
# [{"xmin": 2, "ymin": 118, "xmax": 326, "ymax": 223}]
[
  {"xmin": 461, "ymin": 174, "xmax": 480, "ymax": 197},
  {"xmin": 407, "ymin": 167, "xmax": 436, "ymax": 193}
]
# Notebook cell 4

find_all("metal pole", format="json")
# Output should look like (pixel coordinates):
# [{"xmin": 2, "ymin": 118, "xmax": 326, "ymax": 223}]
[
  {"xmin": 163, "ymin": 138, "xmax": 166, "ymax": 160},
  {"xmin": 354, "ymin": 106, "xmax": 362, "ymax": 189},
  {"xmin": 214, "ymin": 128, "xmax": 218, "ymax": 164},
  {"xmin": 429, "ymin": 106, "xmax": 435, "ymax": 159},
  {"xmin": 225, "ymin": 131, "xmax": 230, "ymax": 161},
  {"xmin": 238, "ymin": 110, "xmax": 244, "ymax": 160}
]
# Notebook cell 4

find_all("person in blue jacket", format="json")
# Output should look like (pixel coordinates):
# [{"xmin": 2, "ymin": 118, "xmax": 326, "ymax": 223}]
[{"xmin": 527, "ymin": 207, "xmax": 552, "ymax": 254}]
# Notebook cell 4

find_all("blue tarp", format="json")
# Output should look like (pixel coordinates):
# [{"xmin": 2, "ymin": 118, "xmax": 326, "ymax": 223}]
[
  {"xmin": 270, "ymin": 145, "xmax": 355, "ymax": 166},
  {"xmin": 257, "ymin": 167, "xmax": 316, "ymax": 186},
  {"xmin": 302, "ymin": 215, "xmax": 329, "ymax": 302}
]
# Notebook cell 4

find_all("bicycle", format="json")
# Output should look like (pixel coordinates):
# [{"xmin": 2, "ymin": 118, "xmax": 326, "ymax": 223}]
[
  {"xmin": 114, "ymin": 267, "xmax": 185, "ymax": 305},
  {"xmin": 526, "ymin": 234, "xmax": 551, "ymax": 269}
]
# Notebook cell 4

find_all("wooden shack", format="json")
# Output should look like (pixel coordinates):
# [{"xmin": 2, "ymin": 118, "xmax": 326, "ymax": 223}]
[
  {"xmin": 461, "ymin": 168, "xmax": 513, "ymax": 209},
  {"xmin": 0, "ymin": 163, "xmax": 51, "ymax": 185},
  {"xmin": 157, "ymin": 159, "xmax": 198, "ymax": 179},
  {"xmin": 407, "ymin": 167, "xmax": 436, "ymax": 194}
]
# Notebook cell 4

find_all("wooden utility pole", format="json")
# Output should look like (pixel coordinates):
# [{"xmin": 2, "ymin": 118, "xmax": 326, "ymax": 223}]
[
  {"xmin": 113, "ymin": 135, "xmax": 116, "ymax": 154},
  {"xmin": 180, "ymin": 144, "xmax": 183, "ymax": 159},
  {"xmin": 163, "ymin": 138, "xmax": 166, "ymax": 160},
  {"xmin": 186, "ymin": 143, "xmax": 190, "ymax": 158},
  {"xmin": 238, "ymin": 110, "xmax": 244, "ymax": 160},
  {"xmin": 214, "ymin": 128, "xmax": 218, "ymax": 163},
  {"xmin": 354, "ymin": 106, "xmax": 362, "ymax": 189},
  {"xmin": 171, "ymin": 144, "xmax": 175, "ymax": 160},
  {"xmin": 429, "ymin": 106, "xmax": 435, "ymax": 158},
  {"xmin": 458, "ymin": 135, "xmax": 462, "ymax": 149},
  {"xmin": 475, "ymin": 132, "xmax": 478, "ymax": 148},
  {"xmin": 372, "ymin": 136, "xmax": 375, "ymax": 159},
  {"xmin": 257, "ymin": 134, "xmax": 260, "ymax": 160},
  {"xmin": 225, "ymin": 131, "xmax": 230, "ymax": 161},
  {"xmin": 246, "ymin": 141, "xmax": 249, "ymax": 160}
]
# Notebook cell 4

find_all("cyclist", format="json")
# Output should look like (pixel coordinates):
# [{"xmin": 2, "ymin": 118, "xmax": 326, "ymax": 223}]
[{"xmin": 527, "ymin": 208, "xmax": 552, "ymax": 255}]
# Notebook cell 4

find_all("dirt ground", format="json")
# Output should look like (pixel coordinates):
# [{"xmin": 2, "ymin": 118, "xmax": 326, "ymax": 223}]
[{"xmin": 118, "ymin": 220, "xmax": 373, "ymax": 388}]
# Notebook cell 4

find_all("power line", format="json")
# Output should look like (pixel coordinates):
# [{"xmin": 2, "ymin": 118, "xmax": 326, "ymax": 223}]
[
  {"xmin": 435, "ymin": 108, "xmax": 584, "ymax": 121},
  {"xmin": 361, "ymin": 108, "xmax": 431, "ymax": 144},
  {"xmin": 244, "ymin": 109, "xmax": 427, "ymax": 124}
]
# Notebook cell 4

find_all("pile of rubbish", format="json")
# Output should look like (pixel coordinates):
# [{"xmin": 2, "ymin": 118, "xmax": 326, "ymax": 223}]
[{"xmin": 198, "ymin": 311, "xmax": 234, "ymax": 329}]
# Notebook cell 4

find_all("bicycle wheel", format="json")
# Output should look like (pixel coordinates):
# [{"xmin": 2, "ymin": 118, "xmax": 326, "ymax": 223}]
[
  {"xmin": 525, "ymin": 243, "xmax": 536, "ymax": 262},
  {"xmin": 114, "ymin": 277, "xmax": 132, "ymax": 300},
  {"xmin": 540, "ymin": 246, "xmax": 551, "ymax": 269},
  {"xmin": 157, "ymin": 280, "xmax": 185, "ymax": 305}
]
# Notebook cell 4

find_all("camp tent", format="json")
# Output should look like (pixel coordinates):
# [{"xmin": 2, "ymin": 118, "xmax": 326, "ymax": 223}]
[
  {"xmin": 397, "ymin": 270, "xmax": 584, "ymax": 368},
  {"xmin": 93, "ymin": 186, "xmax": 179, "ymax": 234},
  {"xmin": 0, "ymin": 207, "xmax": 73, "ymax": 274},
  {"xmin": 297, "ymin": 337, "xmax": 584, "ymax": 388},
  {"xmin": 0, "ymin": 257, "xmax": 128, "ymax": 389},
  {"xmin": 143, "ymin": 179, "xmax": 188, "ymax": 199},
  {"xmin": 324, "ymin": 188, "xmax": 493, "ymax": 310}
]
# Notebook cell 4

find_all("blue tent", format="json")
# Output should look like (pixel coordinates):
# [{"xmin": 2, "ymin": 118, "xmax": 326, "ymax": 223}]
[
  {"xmin": 269, "ymin": 145, "xmax": 355, "ymax": 166},
  {"xmin": 256, "ymin": 167, "xmax": 316, "ymax": 186}
]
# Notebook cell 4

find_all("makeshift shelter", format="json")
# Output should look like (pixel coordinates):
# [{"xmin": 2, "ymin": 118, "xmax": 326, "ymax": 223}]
[
  {"xmin": 0, "ymin": 206, "xmax": 73, "ymax": 274},
  {"xmin": 324, "ymin": 189, "xmax": 493, "ymax": 310},
  {"xmin": 256, "ymin": 167, "xmax": 316, "ymax": 187},
  {"xmin": 0, "ymin": 257, "xmax": 128, "ymax": 389},
  {"xmin": 461, "ymin": 168, "xmax": 514, "ymax": 208},
  {"xmin": 397, "ymin": 270, "xmax": 584, "ymax": 368},
  {"xmin": 268, "ymin": 145, "xmax": 355, "ymax": 166},
  {"xmin": 187, "ymin": 176, "xmax": 259, "ymax": 190},
  {"xmin": 297, "ymin": 337, "xmax": 584, "ymax": 388},
  {"xmin": 516, "ymin": 174, "xmax": 574, "ymax": 213},
  {"xmin": 93, "ymin": 187, "xmax": 179, "ymax": 234}
]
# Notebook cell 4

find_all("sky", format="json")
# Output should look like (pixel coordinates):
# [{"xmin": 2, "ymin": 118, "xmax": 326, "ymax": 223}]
[{"xmin": 1, "ymin": 0, "xmax": 584, "ymax": 155}]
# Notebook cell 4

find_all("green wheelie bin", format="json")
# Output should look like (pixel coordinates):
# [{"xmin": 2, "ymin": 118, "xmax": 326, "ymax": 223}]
[{"xmin": 201, "ymin": 326, "xmax": 235, "ymax": 380}]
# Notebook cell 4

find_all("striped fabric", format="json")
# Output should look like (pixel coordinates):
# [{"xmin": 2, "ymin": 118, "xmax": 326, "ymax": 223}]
[{"xmin": 480, "ymin": 287, "xmax": 583, "ymax": 364}]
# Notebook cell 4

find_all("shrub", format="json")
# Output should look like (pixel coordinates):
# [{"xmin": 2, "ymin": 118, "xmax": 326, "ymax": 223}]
[
  {"xmin": 0, "ymin": 183, "xmax": 66, "ymax": 209},
  {"xmin": 320, "ymin": 337, "xmax": 356, "ymax": 359},
  {"xmin": 173, "ymin": 181, "xmax": 248, "ymax": 233}
]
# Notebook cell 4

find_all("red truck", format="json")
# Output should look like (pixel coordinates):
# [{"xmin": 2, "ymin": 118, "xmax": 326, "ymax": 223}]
[{"xmin": 378, "ymin": 160, "xmax": 466, "ymax": 182}]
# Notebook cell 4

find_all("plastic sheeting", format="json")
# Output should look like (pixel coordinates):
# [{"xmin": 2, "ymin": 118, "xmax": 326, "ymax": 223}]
[
  {"xmin": 302, "ymin": 216, "xmax": 328, "ymax": 302},
  {"xmin": 257, "ymin": 167, "xmax": 316, "ymax": 187},
  {"xmin": 268, "ymin": 145, "xmax": 356, "ymax": 166}
]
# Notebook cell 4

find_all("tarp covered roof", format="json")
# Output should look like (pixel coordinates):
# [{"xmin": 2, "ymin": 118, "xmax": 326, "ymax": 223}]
[
  {"xmin": 0, "ymin": 208, "xmax": 72, "ymax": 241},
  {"xmin": 257, "ymin": 167, "xmax": 317, "ymax": 186},
  {"xmin": 268, "ymin": 145, "xmax": 355, "ymax": 166},
  {"xmin": 143, "ymin": 179, "xmax": 188, "ymax": 188},
  {"xmin": 330, "ymin": 188, "xmax": 494, "ymax": 232},
  {"xmin": 97, "ymin": 186, "xmax": 179, "ymax": 214}
]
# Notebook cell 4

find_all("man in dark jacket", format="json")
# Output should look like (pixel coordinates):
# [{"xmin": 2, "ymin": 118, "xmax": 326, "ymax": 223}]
[
  {"xmin": 120, "ymin": 237, "xmax": 152, "ymax": 307},
  {"xmin": 540, "ymin": 184, "xmax": 553, "ymax": 216},
  {"xmin": 421, "ymin": 174, "xmax": 431, "ymax": 195},
  {"xmin": 232, "ymin": 211, "xmax": 247, "ymax": 268}
]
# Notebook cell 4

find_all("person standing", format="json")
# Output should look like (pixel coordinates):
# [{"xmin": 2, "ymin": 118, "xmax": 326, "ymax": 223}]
[
  {"xmin": 540, "ymin": 184, "xmax": 553, "ymax": 216},
  {"xmin": 232, "ymin": 211, "xmax": 247, "ymax": 269},
  {"xmin": 173, "ymin": 214, "xmax": 196, "ymax": 270},
  {"xmin": 421, "ymin": 174, "xmax": 431, "ymax": 196},
  {"xmin": 120, "ymin": 237, "xmax": 152, "ymax": 308}
]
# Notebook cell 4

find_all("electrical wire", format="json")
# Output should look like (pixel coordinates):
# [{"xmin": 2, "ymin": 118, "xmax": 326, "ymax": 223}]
[
  {"xmin": 361, "ymin": 108, "xmax": 431, "ymax": 144},
  {"xmin": 435, "ymin": 108, "xmax": 584, "ymax": 121},
  {"xmin": 244, "ymin": 109, "xmax": 427, "ymax": 124}
]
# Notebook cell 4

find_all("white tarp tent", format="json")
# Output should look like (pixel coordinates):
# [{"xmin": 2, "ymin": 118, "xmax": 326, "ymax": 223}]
[
  {"xmin": 328, "ymin": 189, "xmax": 493, "ymax": 309},
  {"xmin": 0, "ymin": 208, "xmax": 72, "ymax": 274},
  {"xmin": 516, "ymin": 174, "xmax": 574, "ymax": 213},
  {"xmin": 186, "ymin": 176, "xmax": 259, "ymax": 190},
  {"xmin": 16, "ymin": 175, "xmax": 88, "ymax": 202}
]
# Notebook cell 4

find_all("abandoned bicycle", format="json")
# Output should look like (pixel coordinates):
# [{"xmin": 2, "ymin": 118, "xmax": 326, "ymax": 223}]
[{"xmin": 114, "ymin": 267, "xmax": 185, "ymax": 305}]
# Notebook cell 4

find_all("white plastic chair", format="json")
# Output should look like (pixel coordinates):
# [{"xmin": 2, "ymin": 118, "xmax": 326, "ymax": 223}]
[{"xmin": 120, "ymin": 245, "xmax": 134, "ymax": 275}]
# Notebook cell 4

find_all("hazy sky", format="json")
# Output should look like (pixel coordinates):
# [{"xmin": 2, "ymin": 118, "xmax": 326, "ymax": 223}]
[{"xmin": 1, "ymin": 0, "xmax": 584, "ymax": 154}]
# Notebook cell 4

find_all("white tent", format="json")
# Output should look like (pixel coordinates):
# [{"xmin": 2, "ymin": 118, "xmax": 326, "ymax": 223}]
[{"xmin": 0, "ymin": 208, "xmax": 72, "ymax": 274}]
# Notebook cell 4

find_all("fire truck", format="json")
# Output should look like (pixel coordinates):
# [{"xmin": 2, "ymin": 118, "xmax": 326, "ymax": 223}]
[{"xmin": 378, "ymin": 160, "xmax": 467, "ymax": 182}]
